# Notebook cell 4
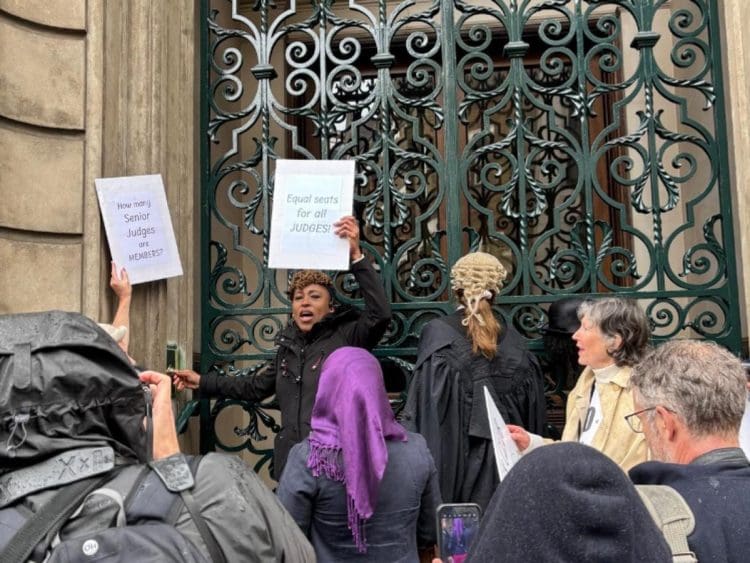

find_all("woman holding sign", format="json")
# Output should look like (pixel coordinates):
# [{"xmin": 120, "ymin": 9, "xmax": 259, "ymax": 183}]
[
  {"xmin": 400, "ymin": 252, "xmax": 545, "ymax": 510},
  {"xmin": 507, "ymin": 297, "xmax": 651, "ymax": 471},
  {"xmin": 172, "ymin": 216, "xmax": 391, "ymax": 480}
]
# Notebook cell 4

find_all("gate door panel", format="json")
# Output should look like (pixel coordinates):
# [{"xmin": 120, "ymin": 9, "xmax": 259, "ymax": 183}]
[{"xmin": 200, "ymin": 0, "xmax": 741, "ymax": 467}]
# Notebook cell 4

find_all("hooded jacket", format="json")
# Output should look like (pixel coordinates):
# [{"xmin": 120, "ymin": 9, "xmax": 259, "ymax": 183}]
[
  {"xmin": 0, "ymin": 311, "xmax": 315, "ymax": 563},
  {"xmin": 0, "ymin": 310, "xmax": 148, "ymax": 471},
  {"xmin": 200, "ymin": 258, "xmax": 391, "ymax": 479},
  {"xmin": 467, "ymin": 443, "xmax": 672, "ymax": 562}
]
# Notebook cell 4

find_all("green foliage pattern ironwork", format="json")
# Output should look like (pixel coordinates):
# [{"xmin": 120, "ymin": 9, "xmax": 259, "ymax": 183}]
[{"xmin": 200, "ymin": 0, "xmax": 740, "ymax": 468}]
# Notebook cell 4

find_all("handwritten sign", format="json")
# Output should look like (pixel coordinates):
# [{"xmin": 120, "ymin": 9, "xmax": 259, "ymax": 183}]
[
  {"xmin": 268, "ymin": 160, "xmax": 355, "ymax": 270},
  {"xmin": 95, "ymin": 174, "xmax": 183, "ymax": 284},
  {"xmin": 484, "ymin": 386, "xmax": 521, "ymax": 481}
]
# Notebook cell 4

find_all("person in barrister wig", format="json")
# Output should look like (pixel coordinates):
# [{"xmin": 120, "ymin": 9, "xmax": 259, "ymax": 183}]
[
  {"xmin": 400, "ymin": 251, "xmax": 546, "ymax": 510},
  {"xmin": 277, "ymin": 347, "xmax": 441, "ymax": 562}
]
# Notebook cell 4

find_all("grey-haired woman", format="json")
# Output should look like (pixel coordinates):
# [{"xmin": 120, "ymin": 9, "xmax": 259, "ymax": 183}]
[{"xmin": 509, "ymin": 297, "xmax": 651, "ymax": 471}]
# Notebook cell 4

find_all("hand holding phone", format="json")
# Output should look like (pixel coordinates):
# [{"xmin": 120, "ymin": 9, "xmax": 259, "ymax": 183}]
[{"xmin": 436, "ymin": 503, "xmax": 482, "ymax": 563}]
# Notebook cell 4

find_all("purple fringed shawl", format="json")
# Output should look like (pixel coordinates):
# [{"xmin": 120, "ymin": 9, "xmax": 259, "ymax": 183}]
[{"xmin": 307, "ymin": 347, "xmax": 408, "ymax": 553}]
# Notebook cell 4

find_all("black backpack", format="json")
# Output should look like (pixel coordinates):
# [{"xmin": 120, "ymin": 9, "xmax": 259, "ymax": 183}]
[
  {"xmin": 0, "ymin": 312, "xmax": 225, "ymax": 562},
  {"xmin": 0, "ymin": 455, "xmax": 227, "ymax": 563},
  {"xmin": 0, "ymin": 310, "xmax": 149, "ymax": 469}
]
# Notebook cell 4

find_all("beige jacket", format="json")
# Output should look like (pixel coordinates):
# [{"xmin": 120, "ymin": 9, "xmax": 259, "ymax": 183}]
[{"xmin": 559, "ymin": 365, "xmax": 648, "ymax": 471}]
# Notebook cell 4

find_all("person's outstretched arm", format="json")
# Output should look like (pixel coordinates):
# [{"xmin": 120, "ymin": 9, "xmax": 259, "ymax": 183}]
[
  {"xmin": 333, "ymin": 215, "xmax": 391, "ymax": 349},
  {"xmin": 139, "ymin": 370, "xmax": 180, "ymax": 460},
  {"xmin": 110, "ymin": 261, "xmax": 132, "ymax": 354},
  {"xmin": 172, "ymin": 361, "xmax": 277, "ymax": 402}
]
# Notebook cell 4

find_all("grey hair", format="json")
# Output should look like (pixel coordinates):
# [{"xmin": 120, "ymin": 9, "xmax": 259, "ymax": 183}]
[
  {"xmin": 631, "ymin": 340, "xmax": 746, "ymax": 438},
  {"xmin": 577, "ymin": 298, "xmax": 650, "ymax": 366}
]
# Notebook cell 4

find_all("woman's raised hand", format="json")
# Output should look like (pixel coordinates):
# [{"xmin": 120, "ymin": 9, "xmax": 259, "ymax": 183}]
[{"xmin": 333, "ymin": 215, "xmax": 363, "ymax": 261}]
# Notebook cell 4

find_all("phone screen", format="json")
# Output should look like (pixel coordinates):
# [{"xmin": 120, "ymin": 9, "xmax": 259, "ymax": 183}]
[{"xmin": 436, "ymin": 503, "xmax": 481, "ymax": 562}]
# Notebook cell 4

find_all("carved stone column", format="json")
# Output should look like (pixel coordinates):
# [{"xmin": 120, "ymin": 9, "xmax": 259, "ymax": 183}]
[
  {"xmin": 720, "ymin": 0, "xmax": 750, "ymax": 346},
  {"xmin": 0, "ymin": 1, "xmax": 197, "ymax": 369},
  {"xmin": 0, "ymin": 2, "xmax": 90, "ymax": 313},
  {"xmin": 99, "ymin": 1, "xmax": 197, "ymax": 369}
]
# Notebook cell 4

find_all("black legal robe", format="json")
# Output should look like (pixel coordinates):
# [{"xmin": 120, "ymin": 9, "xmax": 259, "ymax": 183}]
[{"xmin": 401, "ymin": 312, "xmax": 546, "ymax": 510}]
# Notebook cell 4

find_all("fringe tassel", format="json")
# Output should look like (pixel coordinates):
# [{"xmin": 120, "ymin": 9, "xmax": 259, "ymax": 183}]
[
  {"xmin": 348, "ymin": 493, "xmax": 368, "ymax": 553},
  {"xmin": 308, "ymin": 440, "xmax": 369, "ymax": 553},
  {"xmin": 307, "ymin": 441, "xmax": 345, "ymax": 482}
]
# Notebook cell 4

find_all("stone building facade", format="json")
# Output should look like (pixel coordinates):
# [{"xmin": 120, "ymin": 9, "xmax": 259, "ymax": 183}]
[{"xmin": 1, "ymin": 1, "xmax": 748, "ymax": 458}]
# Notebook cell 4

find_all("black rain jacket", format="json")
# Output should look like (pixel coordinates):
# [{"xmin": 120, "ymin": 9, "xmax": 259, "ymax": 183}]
[
  {"xmin": 0, "ymin": 311, "xmax": 315, "ymax": 562},
  {"xmin": 200, "ymin": 258, "xmax": 391, "ymax": 479}
]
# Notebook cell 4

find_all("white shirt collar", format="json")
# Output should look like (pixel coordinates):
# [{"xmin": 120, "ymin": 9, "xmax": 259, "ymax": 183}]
[{"xmin": 592, "ymin": 363, "xmax": 619, "ymax": 384}]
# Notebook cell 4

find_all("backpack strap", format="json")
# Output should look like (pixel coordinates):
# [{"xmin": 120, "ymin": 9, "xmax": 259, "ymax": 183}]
[
  {"xmin": 179, "ymin": 456, "xmax": 227, "ymax": 563},
  {"xmin": 0, "ymin": 472, "xmax": 113, "ymax": 563},
  {"xmin": 636, "ymin": 484, "xmax": 698, "ymax": 563},
  {"xmin": 126, "ymin": 455, "xmax": 226, "ymax": 563},
  {"xmin": 125, "ymin": 465, "xmax": 184, "ymax": 525}
]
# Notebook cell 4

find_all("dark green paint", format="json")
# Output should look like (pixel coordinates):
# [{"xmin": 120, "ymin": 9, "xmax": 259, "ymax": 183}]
[{"xmin": 197, "ymin": 0, "xmax": 741, "ymax": 466}]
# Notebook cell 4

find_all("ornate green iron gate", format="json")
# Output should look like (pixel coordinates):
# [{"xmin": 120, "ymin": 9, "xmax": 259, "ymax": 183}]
[{"xmin": 199, "ymin": 0, "xmax": 741, "ymax": 468}]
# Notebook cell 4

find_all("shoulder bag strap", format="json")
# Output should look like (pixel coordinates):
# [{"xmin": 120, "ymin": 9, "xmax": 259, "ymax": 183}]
[
  {"xmin": 636, "ymin": 484, "xmax": 698, "ymax": 563},
  {"xmin": 180, "ymin": 455, "xmax": 227, "ymax": 563},
  {"xmin": 0, "ymin": 473, "xmax": 112, "ymax": 563}
]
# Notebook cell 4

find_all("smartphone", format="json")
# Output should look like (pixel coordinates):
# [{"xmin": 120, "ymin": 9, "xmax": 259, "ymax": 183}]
[{"xmin": 436, "ymin": 503, "xmax": 482, "ymax": 562}]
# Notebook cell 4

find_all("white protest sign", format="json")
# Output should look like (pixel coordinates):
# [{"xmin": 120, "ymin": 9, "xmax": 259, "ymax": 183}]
[
  {"xmin": 268, "ymin": 159, "xmax": 355, "ymax": 270},
  {"xmin": 484, "ymin": 386, "xmax": 521, "ymax": 481},
  {"xmin": 95, "ymin": 174, "xmax": 183, "ymax": 284}
]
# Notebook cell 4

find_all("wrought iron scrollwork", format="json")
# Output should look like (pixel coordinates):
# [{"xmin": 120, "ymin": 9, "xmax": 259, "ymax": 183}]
[{"xmin": 200, "ymin": 0, "xmax": 741, "ymax": 461}]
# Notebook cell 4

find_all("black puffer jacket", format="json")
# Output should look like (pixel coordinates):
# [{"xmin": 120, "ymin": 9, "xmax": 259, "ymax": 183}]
[{"xmin": 200, "ymin": 258, "xmax": 391, "ymax": 479}]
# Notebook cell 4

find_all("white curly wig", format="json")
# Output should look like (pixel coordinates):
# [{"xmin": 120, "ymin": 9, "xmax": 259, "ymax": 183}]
[{"xmin": 450, "ymin": 252, "xmax": 508, "ymax": 325}]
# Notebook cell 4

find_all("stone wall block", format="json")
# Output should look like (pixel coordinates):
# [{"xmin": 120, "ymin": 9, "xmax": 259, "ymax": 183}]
[
  {"xmin": 0, "ymin": 123, "xmax": 84, "ymax": 233},
  {"xmin": 0, "ymin": 238, "xmax": 81, "ymax": 313},
  {"xmin": 0, "ymin": 18, "xmax": 85, "ymax": 129},
  {"xmin": 0, "ymin": 0, "xmax": 86, "ymax": 30}
]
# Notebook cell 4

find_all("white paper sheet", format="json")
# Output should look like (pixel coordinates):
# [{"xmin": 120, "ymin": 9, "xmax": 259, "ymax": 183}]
[
  {"xmin": 268, "ymin": 160, "xmax": 355, "ymax": 270},
  {"xmin": 95, "ymin": 174, "xmax": 183, "ymax": 284},
  {"xmin": 484, "ymin": 386, "xmax": 521, "ymax": 481}
]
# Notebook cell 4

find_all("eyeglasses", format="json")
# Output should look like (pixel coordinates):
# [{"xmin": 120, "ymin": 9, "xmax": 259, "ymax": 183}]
[
  {"xmin": 624, "ymin": 407, "xmax": 657, "ymax": 433},
  {"xmin": 624, "ymin": 405, "xmax": 675, "ymax": 433}
]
